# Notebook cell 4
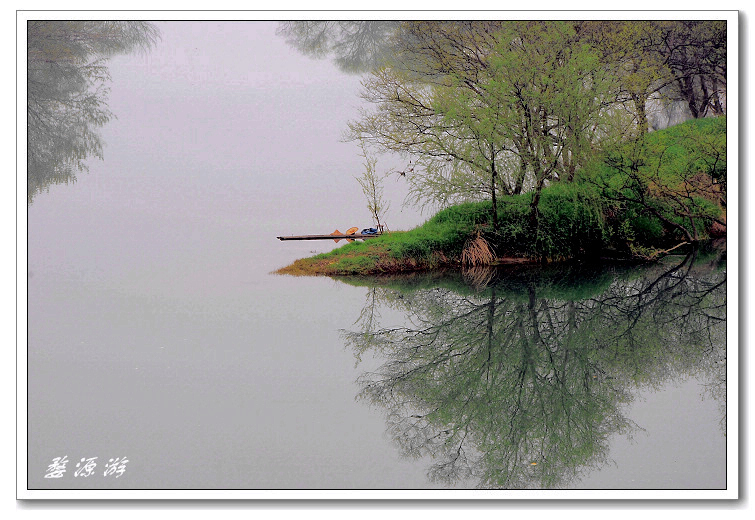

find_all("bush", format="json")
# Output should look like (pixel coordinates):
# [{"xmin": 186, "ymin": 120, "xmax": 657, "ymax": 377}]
[
  {"xmin": 590, "ymin": 116, "xmax": 726, "ymax": 245},
  {"xmin": 534, "ymin": 182, "xmax": 608, "ymax": 259},
  {"xmin": 486, "ymin": 182, "xmax": 608, "ymax": 260}
]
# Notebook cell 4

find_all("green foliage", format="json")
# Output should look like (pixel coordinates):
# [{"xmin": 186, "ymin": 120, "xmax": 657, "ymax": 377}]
[
  {"xmin": 590, "ymin": 116, "xmax": 726, "ymax": 245},
  {"xmin": 384, "ymin": 211, "xmax": 478, "ymax": 261},
  {"xmin": 531, "ymin": 182, "xmax": 608, "ymax": 260},
  {"xmin": 628, "ymin": 214, "xmax": 665, "ymax": 243},
  {"xmin": 648, "ymin": 116, "xmax": 727, "ymax": 182},
  {"xmin": 425, "ymin": 201, "xmax": 495, "ymax": 228},
  {"xmin": 480, "ymin": 182, "xmax": 609, "ymax": 260}
]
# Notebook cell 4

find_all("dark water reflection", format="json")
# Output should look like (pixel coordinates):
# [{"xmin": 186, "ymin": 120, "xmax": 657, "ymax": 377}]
[{"xmin": 339, "ymin": 246, "xmax": 726, "ymax": 489}]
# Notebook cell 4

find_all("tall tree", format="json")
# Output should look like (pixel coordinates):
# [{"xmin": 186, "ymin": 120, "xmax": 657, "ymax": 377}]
[
  {"xmin": 348, "ymin": 21, "xmax": 617, "ymax": 232},
  {"xmin": 482, "ymin": 21, "xmax": 617, "ymax": 229},
  {"xmin": 579, "ymin": 20, "xmax": 727, "ymax": 130}
]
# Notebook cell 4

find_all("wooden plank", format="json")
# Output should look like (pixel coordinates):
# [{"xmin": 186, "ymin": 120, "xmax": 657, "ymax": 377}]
[{"xmin": 276, "ymin": 233, "xmax": 381, "ymax": 241}]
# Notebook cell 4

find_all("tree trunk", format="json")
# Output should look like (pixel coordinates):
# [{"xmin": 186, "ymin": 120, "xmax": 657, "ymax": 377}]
[
  {"xmin": 631, "ymin": 92, "xmax": 648, "ymax": 137},
  {"xmin": 514, "ymin": 156, "xmax": 527, "ymax": 195},
  {"xmin": 528, "ymin": 173, "xmax": 546, "ymax": 258},
  {"xmin": 680, "ymin": 75, "xmax": 701, "ymax": 119},
  {"xmin": 490, "ymin": 165, "xmax": 499, "ymax": 231},
  {"xmin": 529, "ymin": 185, "xmax": 542, "ymax": 230},
  {"xmin": 709, "ymin": 76, "xmax": 724, "ymax": 115}
]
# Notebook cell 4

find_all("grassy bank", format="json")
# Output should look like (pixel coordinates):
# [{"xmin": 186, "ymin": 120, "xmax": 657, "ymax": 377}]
[
  {"xmin": 275, "ymin": 188, "xmax": 610, "ymax": 276},
  {"xmin": 277, "ymin": 117, "xmax": 726, "ymax": 276},
  {"xmin": 276, "ymin": 202, "xmax": 499, "ymax": 276}
]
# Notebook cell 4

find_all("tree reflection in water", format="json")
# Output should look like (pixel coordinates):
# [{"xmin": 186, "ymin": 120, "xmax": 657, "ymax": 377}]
[
  {"xmin": 340, "ymin": 246, "xmax": 726, "ymax": 489},
  {"xmin": 27, "ymin": 21, "xmax": 160, "ymax": 203}
]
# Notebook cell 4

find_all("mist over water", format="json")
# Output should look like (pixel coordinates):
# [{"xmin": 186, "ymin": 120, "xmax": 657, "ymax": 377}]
[{"xmin": 26, "ymin": 21, "xmax": 726, "ymax": 491}]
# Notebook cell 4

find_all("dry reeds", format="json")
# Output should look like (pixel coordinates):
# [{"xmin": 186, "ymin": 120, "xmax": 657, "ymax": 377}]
[{"xmin": 461, "ymin": 232, "xmax": 495, "ymax": 266}]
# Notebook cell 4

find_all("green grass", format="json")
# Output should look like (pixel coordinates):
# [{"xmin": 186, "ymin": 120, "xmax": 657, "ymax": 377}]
[
  {"xmin": 276, "ymin": 204, "xmax": 492, "ymax": 276},
  {"xmin": 275, "ymin": 190, "xmax": 607, "ymax": 276}
]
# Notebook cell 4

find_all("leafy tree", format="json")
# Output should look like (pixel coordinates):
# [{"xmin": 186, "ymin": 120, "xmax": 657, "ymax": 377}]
[
  {"xmin": 344, "ymin": 22, "xmax": 504, "ymax": 221},
  {"xmin": 577, "ymin": 21, "xmax": 674, "ymax": 137},
  {"xmin": 347, "ymin": 21, "xmax": 617, "ymax": 232},
  {"xmin": 578, "ymin": 20, "xmax": 727, "ymax": 131},
  {"xmin": 481, "ymin": 22, "xmax": 618, "ymax": 228}
]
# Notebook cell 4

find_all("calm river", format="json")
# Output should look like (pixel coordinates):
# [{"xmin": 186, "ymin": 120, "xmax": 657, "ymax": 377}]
[{"xmin": 26, "ymin": 21, "xmax": 727, "ymax": 492}]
